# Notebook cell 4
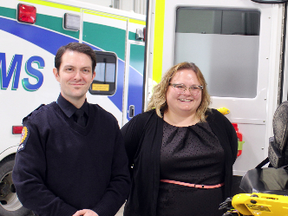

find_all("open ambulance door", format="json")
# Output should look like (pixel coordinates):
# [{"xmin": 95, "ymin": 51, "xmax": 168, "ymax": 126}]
[{"xmin": 145, "ymin": 0, "xmax": 287, "ymax": 178}]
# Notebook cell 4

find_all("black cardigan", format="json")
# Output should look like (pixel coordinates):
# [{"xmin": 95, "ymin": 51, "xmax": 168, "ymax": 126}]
[{"xmin": 121, "ymin": 109, "xmax": 238, "ymax": 216}]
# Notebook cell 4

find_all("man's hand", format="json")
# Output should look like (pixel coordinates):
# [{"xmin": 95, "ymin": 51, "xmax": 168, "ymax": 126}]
[{"xmin": 72, "ymin": 209, "xmax": 99, "ymax": 216}]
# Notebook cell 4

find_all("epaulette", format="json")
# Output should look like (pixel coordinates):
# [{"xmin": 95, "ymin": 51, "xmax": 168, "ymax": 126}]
[{"xmin": 22, "ymin": 104, "xmax": 46, "ymax": 122}]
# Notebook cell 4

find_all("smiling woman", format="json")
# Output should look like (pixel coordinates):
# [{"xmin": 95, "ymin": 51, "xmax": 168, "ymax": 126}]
[
  {"xmin": 121, "ymin": 62, "xmax": 238, "ymax": 216},
  {"xmin": 147, "ymin": 62, "xmax": 210, "ymax": 124},
  {"xmin": 165, "ymin": 68, "xmax": 203, "ymax": 126}
]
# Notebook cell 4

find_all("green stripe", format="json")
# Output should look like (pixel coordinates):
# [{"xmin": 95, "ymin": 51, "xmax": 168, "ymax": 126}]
[
  {"xmin": 0, "ymin": 7, "xmax": 16, "ymax": 19},
  {"xmin": 130, "ymin": 44, "xmax": 145, "ymax": 74},
  {"xmin": 83, "ymin": 22, "xmax": 126, "ymax": 60},
  {"xmin": 0, "ymin": 7, "xmax": 79, "ymax": 39},
  {"xmin": 0, "ymin": 6, "xmax": 141, "ymax": 60}
]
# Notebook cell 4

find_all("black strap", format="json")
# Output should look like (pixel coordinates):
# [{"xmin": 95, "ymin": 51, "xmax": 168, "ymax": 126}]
[{"xmin": 256, "ymin": 157, "xmax": 270, "ymax": 169}]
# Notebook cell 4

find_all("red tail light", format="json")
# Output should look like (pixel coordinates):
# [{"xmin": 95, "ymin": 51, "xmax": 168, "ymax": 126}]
[
  {"xmin": 12, "ymin": 126, "xmax": 23, "ymax": 134},
  {"xmin": 17, "ymin": 4, "xmax": 36, "ymax": 24}
]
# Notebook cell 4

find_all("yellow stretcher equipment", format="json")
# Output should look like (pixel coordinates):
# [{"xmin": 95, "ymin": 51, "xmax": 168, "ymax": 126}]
[
  {"xmin": 221, "ymin": 101, "xmax": 288, "ymax": 216},
  {"xmin": 232, "ymin": 192, "xmax": 288, "ymax": 216}
]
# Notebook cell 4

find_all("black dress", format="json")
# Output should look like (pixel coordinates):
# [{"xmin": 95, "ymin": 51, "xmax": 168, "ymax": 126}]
[{"xmin": 156, "ymin": 121, "xmax": 225, "ymax": 216}]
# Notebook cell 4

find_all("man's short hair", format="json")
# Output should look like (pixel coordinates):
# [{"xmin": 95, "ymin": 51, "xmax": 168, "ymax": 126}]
[{"xmin": 55, "ymin": 42, "xmax": 97, "ymax": 73}]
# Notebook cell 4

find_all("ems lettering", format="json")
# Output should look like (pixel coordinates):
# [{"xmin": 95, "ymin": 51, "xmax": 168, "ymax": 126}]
[
  {"xmin": 0, "ymin": 53, "xmax": 44, "ymax": 91},
  {"xmin": 22, "ymin": 56, "xmax": 45, "ymax": 91}
]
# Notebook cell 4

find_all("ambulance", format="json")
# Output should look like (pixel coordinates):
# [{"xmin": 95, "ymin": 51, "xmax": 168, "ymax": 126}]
[
  {"xmin": 0, "ymin": 0, "xmax": 145, "ymax": 215},
  {"xmin": 2, "ymin": 0, "xmax": 288, "ymax": 215},
  {"xmin": 144, "ymin": 0, "xmax": 288, "ymax": 194}
]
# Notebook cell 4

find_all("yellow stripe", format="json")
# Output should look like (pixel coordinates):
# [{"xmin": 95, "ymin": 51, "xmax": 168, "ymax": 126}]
[
  {"xmin": 84, "ymin": 10, "xmax": 126, "ymax": 21},
  {"xmin": 129, "ymin": 18, "xmax": 146, "ymax": 26},
  {"xmin": 153, "ymin": 0, "xmax": 165, "ymax": 83},
  {"xmin": 84, "ymin": 10, "xmax": 145, "ymax": 25},
  {"xmin": 22, "ymin": 0, "xmax": 145, "ymax": 25},
  {"xmin": 22, "ymin": 0, "xmax": 82, "ymax": 12}
]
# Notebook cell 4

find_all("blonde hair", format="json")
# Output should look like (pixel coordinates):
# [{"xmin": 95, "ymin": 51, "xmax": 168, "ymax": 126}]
[{"xmin": 146, "ymin": 62, "xmax": 211, "ymax": 122}]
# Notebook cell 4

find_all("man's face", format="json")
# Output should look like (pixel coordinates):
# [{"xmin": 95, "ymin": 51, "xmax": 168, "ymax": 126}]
[{"xmin": 53, "ymin": 50, "xmax": 95, "ymax": 104}]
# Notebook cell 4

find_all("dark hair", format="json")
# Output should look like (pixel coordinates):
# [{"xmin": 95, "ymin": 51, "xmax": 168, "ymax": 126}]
[{"xmin": 54, "ymin": 42, "xmax": 97, "ymax": 73}]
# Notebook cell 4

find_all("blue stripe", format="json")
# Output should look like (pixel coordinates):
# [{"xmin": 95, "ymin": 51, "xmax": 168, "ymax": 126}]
[
  {"xmin": 0, "ymin": 17, "xmax": 143, "ymax": 115},
  {"xmin": 0, "ymin": 17, "xmax": 77, "ymax": 55}
]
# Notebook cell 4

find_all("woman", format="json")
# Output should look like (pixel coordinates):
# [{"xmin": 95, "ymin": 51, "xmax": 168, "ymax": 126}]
[{"xmin": 121, "ymin": 62, "xmax": 238, "ymax": 216}]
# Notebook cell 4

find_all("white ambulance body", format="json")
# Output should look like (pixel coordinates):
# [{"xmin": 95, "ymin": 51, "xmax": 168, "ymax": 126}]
[
  {"xmin": 3, "ymin": 0, "xmax": 288, "ymax": 215},
  {"xmin": 144, "ymin": 0, "xmax": 288, "ymax": 189},
  {"xmin": 0, "ymin": 0, "xmax": 145, "ymax": 215}
]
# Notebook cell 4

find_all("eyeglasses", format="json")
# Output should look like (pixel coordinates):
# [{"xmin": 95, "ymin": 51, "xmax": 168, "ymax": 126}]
[{"xmin": 169, "ymin": 83, "xmax": 203, "ymax": 95}]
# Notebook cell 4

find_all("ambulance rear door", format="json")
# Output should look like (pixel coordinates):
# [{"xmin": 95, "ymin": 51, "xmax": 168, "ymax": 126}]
[{"xmin": 145, "ymin": 0, "xmax": 286, "ymax": 175}]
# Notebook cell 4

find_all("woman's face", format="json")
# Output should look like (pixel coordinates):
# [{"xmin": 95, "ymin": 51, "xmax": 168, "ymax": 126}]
[{"xmin": 166, "ymin": 68, "xmax": 202, "ymax": 116}]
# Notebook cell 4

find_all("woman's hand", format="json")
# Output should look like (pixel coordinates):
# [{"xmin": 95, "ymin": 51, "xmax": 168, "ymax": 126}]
[{"xmin": 72, "ymin": 209, "xmax": 99, "ymax": 216}]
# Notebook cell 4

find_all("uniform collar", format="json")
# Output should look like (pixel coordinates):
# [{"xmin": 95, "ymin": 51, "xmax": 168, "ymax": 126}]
[{"xmin": 57, "ymin": 94, "xmax": 89, "ymax": 118}]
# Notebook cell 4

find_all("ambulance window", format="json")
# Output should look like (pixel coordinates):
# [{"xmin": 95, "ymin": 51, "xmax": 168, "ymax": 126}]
[
  {"xmin": 175, "ymin": 8, "xmax": 260, "ymax": 98},
  {"xmin": 89, "ymin": 51, "xmax": 117, "ymax": 95}
]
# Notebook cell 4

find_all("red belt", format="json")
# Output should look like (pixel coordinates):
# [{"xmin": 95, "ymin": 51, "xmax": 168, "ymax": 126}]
[{"xmin": 160, "ymin": 179, "xmax": 224, "ymax": 189}]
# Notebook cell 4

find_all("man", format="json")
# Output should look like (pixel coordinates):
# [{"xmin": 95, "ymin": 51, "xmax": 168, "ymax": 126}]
[{"xmin": 12, "ymin": 42, "xmax": 130, "ymax": 216}]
